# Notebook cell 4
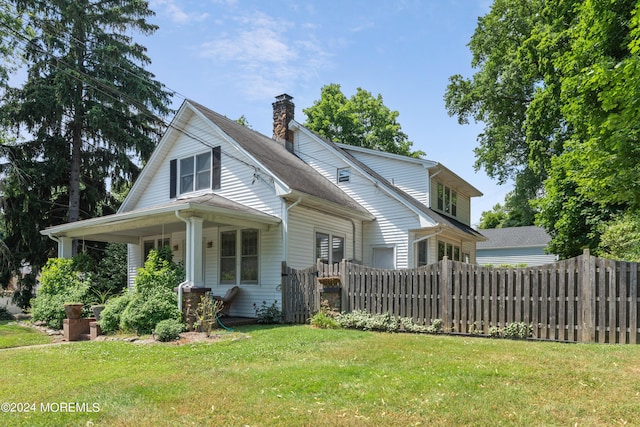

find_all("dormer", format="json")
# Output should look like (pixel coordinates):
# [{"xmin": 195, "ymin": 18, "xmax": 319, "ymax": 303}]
[{"xmin": 429, "ymin": 164, "xmax": 482, "ymax": 226}]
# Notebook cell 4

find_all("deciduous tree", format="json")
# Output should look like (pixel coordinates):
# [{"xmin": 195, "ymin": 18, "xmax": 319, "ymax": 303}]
[{"xmin": 304, "ymin": 83, "xmax": 424, "ymax": 158}]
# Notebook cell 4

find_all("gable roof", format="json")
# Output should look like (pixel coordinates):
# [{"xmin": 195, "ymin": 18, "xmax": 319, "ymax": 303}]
[
  {"xmin": 476, "ymin": 226, "xmax": 550, "ymax": 249},
  {"xmin": 292, "ymin": 122, "xmax": 485, "ymax": 240},
  {"xmin": 187, "ymin": 100, "xmax": 374, "ymax": 220}
]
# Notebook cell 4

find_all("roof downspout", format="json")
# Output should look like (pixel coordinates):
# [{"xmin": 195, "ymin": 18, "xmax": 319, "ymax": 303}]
[
  {"xmin": 175, "ymin": 210, "xmax": 191, "ymax": 313},
  {"xmin": 283, "ymin": 197, "xmax": 302, "ymax": 263}
]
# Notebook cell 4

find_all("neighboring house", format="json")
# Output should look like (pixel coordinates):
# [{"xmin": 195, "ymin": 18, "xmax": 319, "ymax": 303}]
[
  {"xmin": 41, "ymin": 94, "xmax": 484, "ymax": 317},
  {"xmin": 476, "ymin": 226, "xmax": 557, "ymax": 266}
]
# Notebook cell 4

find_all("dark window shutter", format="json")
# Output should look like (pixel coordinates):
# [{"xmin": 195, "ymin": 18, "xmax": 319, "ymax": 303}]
[
  {"xmin": 212, "ymin": 146, "xmax": 221, "ymax": 190},
  {"xmin": 169, "ymin": 159, "xmax": 177, "ymax": 198}
]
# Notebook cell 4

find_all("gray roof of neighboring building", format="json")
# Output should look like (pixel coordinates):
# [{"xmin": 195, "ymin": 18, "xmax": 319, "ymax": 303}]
[{"xmin": 476, "ymin": 226, "xmax": 551, "ymax": 249}]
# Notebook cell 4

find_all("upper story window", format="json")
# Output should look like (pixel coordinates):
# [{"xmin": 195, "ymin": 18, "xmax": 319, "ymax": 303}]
[
  {"xmin": 169, "ymin": 147, "xmax": 221, "ymax": 198},
  {"xmin": 437, "ymin": 183, "xmax": 457, "ymax": 217},
  {"xmin": 337, "ymin": 167, "xmax": 350, "ymax": 183},
  {"xmin": 181, "ymin": 152, "xmax": 211, "ymax": 193}
]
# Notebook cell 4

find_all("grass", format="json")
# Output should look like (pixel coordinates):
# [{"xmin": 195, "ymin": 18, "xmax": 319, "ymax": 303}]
[
  {"xmin": 1, "ymin": 324, "xmax": 640, "ymax": 426},
  {"xmin": 0, "ymin": 321, "xmax": 53, "ymax": 349}
]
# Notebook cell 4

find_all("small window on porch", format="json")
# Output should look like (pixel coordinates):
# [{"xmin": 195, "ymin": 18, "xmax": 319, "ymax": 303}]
[
  {"xmin": 438, "ymin": 240, "xmax": 461, "ymax": 262},
  {"xmin": 143, "ymin": 237, "xmax": 171, "ymax": 261},
  {"xmin": 220, "ymin": 229, "xmax": 259, "ymax": 285},
  {"xmin": 417, "ymin": 240, "xmax": 428, "ymax": 267}
]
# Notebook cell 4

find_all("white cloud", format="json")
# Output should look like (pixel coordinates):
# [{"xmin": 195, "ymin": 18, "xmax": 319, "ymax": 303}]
[
  {"xmin": 151, "ymin": 0, "xmax": 209, "ymax": 25},
  {"xmin": 197, "ymin": 10, "xmax": 332, "ymax": 100}
]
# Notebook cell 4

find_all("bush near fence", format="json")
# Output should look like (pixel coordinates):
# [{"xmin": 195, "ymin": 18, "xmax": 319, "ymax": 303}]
[{"xmin": 282, "ymin": 250, "xmax": 640, "ymax": 344}]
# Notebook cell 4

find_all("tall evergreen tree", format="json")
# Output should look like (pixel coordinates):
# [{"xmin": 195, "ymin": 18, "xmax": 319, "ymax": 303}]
[{"xmin": 0, "ymin": 0, "xmax": 172, "ymax": 307}]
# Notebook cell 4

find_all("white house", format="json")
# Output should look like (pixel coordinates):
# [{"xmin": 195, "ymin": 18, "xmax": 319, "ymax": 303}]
[
  {"xmin": 476, "ymin": 226, "xmax": 557, "ymax": 266},
  {"xmin": 41, "ymin": 95, "xmax": 484, "ymax": 317}
]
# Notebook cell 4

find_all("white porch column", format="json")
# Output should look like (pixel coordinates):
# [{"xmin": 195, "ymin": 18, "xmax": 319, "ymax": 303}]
[
  {"xmin": 58, "ymin": 237, "xmax": 73, "ymax": 259},
  {"xmin": 189, "ymin": 217, "xmax": 204, "ymax": 287}
]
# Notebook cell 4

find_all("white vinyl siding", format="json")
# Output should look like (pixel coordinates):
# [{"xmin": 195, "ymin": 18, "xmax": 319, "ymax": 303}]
[
  {"xmin": 127, "ymin": 243, "xmax": 142, "ymax": 290},
  {"xmin": 341, "ymin": 148, "xmax": 432, "ymax": 205},
  {"xmin": 287, "ymin": 205, "xmax": 359, "ymax": 269},
  {"xmin": 295, "ymin": 131, "xmax": 424, "ymax": 269},
  {"xmin": 131, "ymin": 113, "xmax": 282, "ymax": 217}
]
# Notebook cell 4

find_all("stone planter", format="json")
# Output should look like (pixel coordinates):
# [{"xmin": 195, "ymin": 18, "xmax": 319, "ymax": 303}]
[
  {"xmin": 91, "ymin": 305, "xmax": 105, "ymax": 321},
  {"xmin": 64, "ymin": 303, "xmax": 84, "ymax": 320}
]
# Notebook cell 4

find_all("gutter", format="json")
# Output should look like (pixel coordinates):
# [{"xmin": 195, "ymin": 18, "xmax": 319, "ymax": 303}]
[{"xmin": 283, "ymin": 196, "xmax": 302, "ymax": 263}]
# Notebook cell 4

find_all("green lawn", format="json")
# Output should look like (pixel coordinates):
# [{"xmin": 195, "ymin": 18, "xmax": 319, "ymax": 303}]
[
  {"xmin": 0, "ymin": 321, "xmax": 53, "ymax": 349},
  {"xmin": 1, "ymin": 324, "xmax": 639, "ymax": 426}
]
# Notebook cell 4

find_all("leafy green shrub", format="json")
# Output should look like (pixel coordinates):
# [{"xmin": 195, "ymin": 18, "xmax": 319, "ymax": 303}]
[
  {"xmin": 597, "ymin": 212, "xmax": 640, "ymax": 261},
  {"xmin": 254, "ymin": 300, "xmax": 282, "ymax": 324},
  {"xmin": 488, "ymin": 322, "xmax": 532, "ymax": 339},
  {"xmin": 0, "ymin": 306, "xmax": 14, "ymax": 321},
  {"xmin": 120, "ymin": 286, "xmax": 181, "ymax": 335},
  {"xmin": 154, "ymin": 318, "xmax": 185, "ymax": 342},
  {"xmin": 98, "ymin": 249, "xmax": 184, "ymax": 335},
  {"xmin": 336, "ymin": 310, "xmax": 443, "ymax": 334},
  {"xmin": 503, "ymin": 322, "xmax": 533, "ymax": 339},
  {"xmin": 134, "ymin": 248, "xmax": 184, "ymax": 294},
  {"xmin": 30, "ymin": 258, "xmax": 91, "ymax": 329},
  {"xmin": 98, "ymin": 291, "xmax": 134, "ymax": 333}
]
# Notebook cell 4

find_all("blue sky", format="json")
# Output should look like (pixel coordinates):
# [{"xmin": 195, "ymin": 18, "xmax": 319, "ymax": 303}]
[{"xmin": 144, "ymin": 0, "xmax": 506, "ymax": 226}]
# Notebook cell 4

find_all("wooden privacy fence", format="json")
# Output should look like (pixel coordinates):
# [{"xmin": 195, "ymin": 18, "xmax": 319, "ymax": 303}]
[{"xmin": 281, "ymin": 250, "xmax": 640, "ymax": 344}]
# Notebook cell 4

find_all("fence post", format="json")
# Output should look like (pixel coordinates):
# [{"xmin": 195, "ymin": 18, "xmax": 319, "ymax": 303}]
[
  {"xmin": 440, "ymin": 256, "xmax": 453, "ymax": 332},
  {"xmin": 579, "ymin": 249, "xmax": 596, "ymax": 343},
  {"xmin": 281, "ymin": 261, "xmax": 290, "ymax": 323},
  {"xmin": 340, "ymin": 258, "xmax": 347, "ymax": 313}
]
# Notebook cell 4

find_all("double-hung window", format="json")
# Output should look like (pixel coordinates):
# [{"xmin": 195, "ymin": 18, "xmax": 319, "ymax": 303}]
[
  {"xmin": 437, "ymin": 241, "xmax": 461, "ymax": 262},
  {"xmin": 143, "ymin": 237, "xmax": 171, "ymax": 261},
  {"xmin": 437, "ymin": 183, "xmax": 457, "ymax": 217},
  {"xmin": 180, "ymin": 152, "xmax": 211, "ymax": 194},
  {"xmin": 220, "ymin": 229, "xmax": 259, "ymax": 284},
  {"xmin": 170, "ymin": 147, "xmax": 221, "ymax": 198},
  {"xmin": 316, "ymin": 232, "xmax": 344, "ymax": 264}
]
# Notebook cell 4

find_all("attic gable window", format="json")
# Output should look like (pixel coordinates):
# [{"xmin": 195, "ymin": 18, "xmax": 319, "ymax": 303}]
[
  {"xmin": 337, "ymin": 167, "xmax": 350, "ymax": 183},
  {"xmin": 437, "ymin": 183, "xmax": 457, "ymax": 217},
  {"xmin": 170, "ymin": 147, "xmax": 221, "ymax": 198}
]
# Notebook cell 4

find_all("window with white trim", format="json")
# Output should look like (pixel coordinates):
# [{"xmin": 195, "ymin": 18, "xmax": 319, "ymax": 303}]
[
  {"xmin": 437, "ymin": 183, "xmax": 457, "ymax": 217},
  {"xmin": 220, "ymin": 229, "xmax": 259, "ymax": 285},
  {"xmin": 170, "ymin": 147, "xmax": 221, "ymax": 198},
  {"xmin": 316, "ymin": 232, "xmax": 344, "ymax": 264},
  {"xmin": 337, "ymin": 167, "xmax": 350, "ymax": 183},
  {"xmin": 438, "ymin": 240, "xmax": 461, "ymax": 261},
  {"xmin": 143, "ymin": 237, "xmax": 171, "ymax": 261},
  {"xmin": 417, "ymin": 240, "xmax": 428, "ymax": 267}
]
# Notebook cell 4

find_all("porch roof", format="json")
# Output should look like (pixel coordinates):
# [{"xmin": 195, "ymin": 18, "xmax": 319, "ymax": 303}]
[{"xmin": 40, "ymin": 193, "xmax": 281, "ymax": 244}]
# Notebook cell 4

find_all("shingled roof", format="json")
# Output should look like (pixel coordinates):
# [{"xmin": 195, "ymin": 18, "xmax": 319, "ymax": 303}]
[
  {"xmin": 294, "ymin": 125, "xmax": 485, "ymax": 240},
  {"xmin": 476, "ymin": 226, "xmax": 551, "ymax": 249},
  {"xmin": 188, "ymin": 100, "xmax": 371, "ymax": 218}
]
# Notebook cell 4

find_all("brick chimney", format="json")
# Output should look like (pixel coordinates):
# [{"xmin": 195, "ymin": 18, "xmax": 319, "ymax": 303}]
[{"xmin": 272, "ymin": 94, "xmax": 295, "ymax": 152}]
